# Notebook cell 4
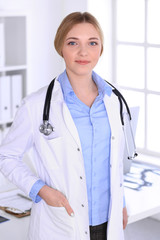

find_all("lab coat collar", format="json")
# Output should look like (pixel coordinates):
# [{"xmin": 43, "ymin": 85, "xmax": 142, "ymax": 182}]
[
  {"xmin": 50, "ymin": 77, "xmax": 64, "ymax": 102},
  {"xmin": 57, "ymin": 70, "xmax": 112, "ymax": 101},
  {"xmin": 50, "ymin": 74, "xmax": 114, "ymax": 150}
]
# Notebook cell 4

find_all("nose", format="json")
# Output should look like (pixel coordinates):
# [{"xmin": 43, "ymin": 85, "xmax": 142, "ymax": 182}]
[{"xmin": 78, "ymin": 44, "xmax": 88, "ymax": 56}]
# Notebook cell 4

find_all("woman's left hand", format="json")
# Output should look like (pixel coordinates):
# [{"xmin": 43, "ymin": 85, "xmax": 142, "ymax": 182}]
[{"xmin": 123, "ymin": 206, "xmax": 128, "ymax": 229}]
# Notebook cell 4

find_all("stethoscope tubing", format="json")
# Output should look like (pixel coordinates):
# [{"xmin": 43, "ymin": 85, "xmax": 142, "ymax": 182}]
[
  {"xmin": 43, "ymin": 77, "xmax": 56, "ymax": 121},
  {"xmin": 39, "ymin": 77, "xmax": 138, "ymax": 159}
]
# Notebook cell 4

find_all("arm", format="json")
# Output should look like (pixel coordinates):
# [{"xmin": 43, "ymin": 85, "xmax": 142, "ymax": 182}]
[
  {"xmin": 123, "ymin": 192, "xmax": 128, "ymax": 229},
  {"xmin": 0, "ymin": 101, "xmax": 41, "ymax": 196},
  {"xmin": 123, "ymin": 206, "xmax": 128, "ymax": 229},
  {"xmin": 38, "ymin": 185, "xmax": 74, "ymax": 216},
  {"xmin": 29, "ymin": 180, "xmax": 74, "ymax": 216}
]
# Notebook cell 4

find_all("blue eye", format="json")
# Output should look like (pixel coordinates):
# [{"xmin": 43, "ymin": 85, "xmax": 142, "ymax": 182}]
[
  {"xmin": 90, "ymin": 42, "xmax": 98, "ymax": 46},
  {"xmin": 68, "ymin": 42, "xmax": 77, "ymax": 45}
]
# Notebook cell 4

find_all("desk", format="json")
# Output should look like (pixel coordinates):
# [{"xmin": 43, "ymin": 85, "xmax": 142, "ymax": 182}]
[
  {"xmin": 0, "ymin": 210, "xmax": 29, "ymax": 240},
  {"xmin": 0, "ymin": 189, "xmax": 31, "ymax": 240},
  {"xmin": 0, "ymin": 162, "xmax": 160, "ymax": 239},
  {"xmin": 124, "ymin": 162, "xmax": 160, "ymax": 224}
]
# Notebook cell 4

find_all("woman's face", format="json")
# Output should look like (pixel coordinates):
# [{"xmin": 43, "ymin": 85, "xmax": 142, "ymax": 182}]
[{"xmin": 61, "ymin": 23, "xmax": 102, "ymax": 78}]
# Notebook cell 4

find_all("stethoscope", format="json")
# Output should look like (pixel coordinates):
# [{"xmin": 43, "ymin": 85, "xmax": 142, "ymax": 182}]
[{"xmin": 39, "ymin": 77, "xmax": 138, "ymax": 160}]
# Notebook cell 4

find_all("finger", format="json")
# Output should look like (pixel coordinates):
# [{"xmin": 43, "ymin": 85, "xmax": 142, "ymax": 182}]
[
  {"xmin": 123, "ymin": 217, "xmax": 128, "ymax": 229},
  {"xmin": 63, "ymin": 200, "xmax": 74, "ymax": 217}
]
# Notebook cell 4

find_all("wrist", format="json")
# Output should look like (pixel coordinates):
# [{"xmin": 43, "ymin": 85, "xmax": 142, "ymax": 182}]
[{"xmin": 38, "ymin": 185, "xmax": 50, "ymax": 199}]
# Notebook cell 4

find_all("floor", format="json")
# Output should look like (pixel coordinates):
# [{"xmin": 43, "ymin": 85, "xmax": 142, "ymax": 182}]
[{"xmin": 124, "ymin": 217, "xmax": 160, "ymax": 240}]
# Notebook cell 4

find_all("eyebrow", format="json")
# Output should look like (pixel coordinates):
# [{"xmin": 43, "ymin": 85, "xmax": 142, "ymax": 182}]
[{"xmin": 65, "ymin": 37, "xmax": 100, "ymax": 41}]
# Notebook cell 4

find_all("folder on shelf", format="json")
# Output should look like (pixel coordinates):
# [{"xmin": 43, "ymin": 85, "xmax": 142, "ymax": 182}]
[
  {"xmin": 0, "ymin": 23, "xmax": 5, "ymax": 67},
  {"xmin": 0, "ymin": 76, "xmax": 11, "ymax": 122},
  {"xmin": 11, "ymin": 74, "xmax": 23, "ymax": 118}
]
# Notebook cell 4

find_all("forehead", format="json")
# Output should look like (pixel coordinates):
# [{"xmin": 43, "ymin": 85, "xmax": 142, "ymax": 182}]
[{"xmin": 65, "ymin": 23, "xmax": 100, "ymax": 39}]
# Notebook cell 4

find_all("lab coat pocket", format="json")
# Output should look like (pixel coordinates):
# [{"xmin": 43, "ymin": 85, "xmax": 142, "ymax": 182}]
[
  {"xmin": 40, "ymin": 129, "xmax": 60, "ymax": 140},
  {"xmin": 45, "ymin": 204, "xmax": 76, "ymax": 237},
  {"xmin": 37, "ymin": 135, "xmax": 64, "ymax": 170}
]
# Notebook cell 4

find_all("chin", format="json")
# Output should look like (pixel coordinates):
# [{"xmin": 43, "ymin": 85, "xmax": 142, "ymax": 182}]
[{"xmin": 73, "ymin": 66, "xmax": 94, "ymax": 76}]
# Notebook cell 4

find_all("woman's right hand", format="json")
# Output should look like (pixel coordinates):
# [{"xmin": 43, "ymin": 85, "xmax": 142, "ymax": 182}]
[{"xmin": 38, "ymin": 185, "xmax": 74, "ymax": 217}]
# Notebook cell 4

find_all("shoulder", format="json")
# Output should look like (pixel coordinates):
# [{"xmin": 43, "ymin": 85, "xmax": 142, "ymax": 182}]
[
  {"xmin": 22, "ymin": 86, "xmax": 48, "ymax": 106},
  {"xmin": 22, "ymin": 79, "xmax": 62, "ymax": 106}
]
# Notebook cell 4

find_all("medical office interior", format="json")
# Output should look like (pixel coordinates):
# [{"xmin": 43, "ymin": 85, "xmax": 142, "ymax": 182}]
[{"xmin": 0, "ymin": 0, "xmax": 160, "ymax": 239}]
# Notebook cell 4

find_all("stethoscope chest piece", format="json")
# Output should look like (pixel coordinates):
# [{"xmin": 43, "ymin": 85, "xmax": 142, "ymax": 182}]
[
  {"xmin": 39, "ymin": 120, "xmax": 54, "ymax": 136},
  {"xmin": 39, "ymin": 78, "xmax": 56, "ymax": 136},
  {"xmin": 39, "ymin": 77, "xmax": 138, "ymax": 159}
]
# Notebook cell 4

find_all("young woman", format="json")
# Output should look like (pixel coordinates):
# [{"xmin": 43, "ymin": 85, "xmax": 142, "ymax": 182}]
[{"xmin": 0, "ymin": 12, "xmax": 128, "ymax": 240}]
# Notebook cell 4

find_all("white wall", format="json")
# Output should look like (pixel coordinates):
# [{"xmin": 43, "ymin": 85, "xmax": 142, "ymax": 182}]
[
  {"xmin": 88, "ymin": 0, "xmax": 112, "ymax": 81},
  {"xmin": 0, "ymin": 0, "xmax": 111, "ymax": 93},
  {"xmin": 0, "ymin": 0, "xmax": 88, "ymax": 94},
  {"xmin": 0, "ymin": 0, "xmax": 62, "ymax": 93},
  {"xmin": 26, "ymin": 0, "xmax": 64, "ymax": 93},
  {"xmin": 0, "ymin": 0, "xmax": 89, "ymax": 191},
  {"xmin": 62, "ymin": 0, "xmax": 87, "ymax": 16}
]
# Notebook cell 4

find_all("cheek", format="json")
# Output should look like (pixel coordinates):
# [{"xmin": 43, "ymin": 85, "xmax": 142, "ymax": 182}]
[
  {"xmin": 92, "ymin": 51, "xmax": 101, "ymax": 61},
  {"xmin": 62, "ymin": 50, "xmax": 70, "ymax": 62},
  {"xmin": 62, "ymin": 48, "xmax": 74, "ymax": 61}
]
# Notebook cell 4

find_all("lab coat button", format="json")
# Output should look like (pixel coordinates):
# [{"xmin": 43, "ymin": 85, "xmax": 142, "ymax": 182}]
[
  {"xmin": 85, "ymin": 231, "xmax": 88, "ymax": 235},
  {"xmin": 80, "ymin": 176, "xmax": 83, "ymax": 179},
  {"xmin": 81, "ymin": 204, "xmax": 84, "ymax": 207},
  {"xmin": 111, "ymin": 136, "xmax": 115, "ymax": 140},
  {"xmin": 77, "ymin": 148, "xmax": 80, "ymax": 151}
]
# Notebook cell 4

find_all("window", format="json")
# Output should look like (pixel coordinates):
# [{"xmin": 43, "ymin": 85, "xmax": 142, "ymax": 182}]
[{"xmin": 113, "ymin": 0, "xmax": 160, "ymax": 157}]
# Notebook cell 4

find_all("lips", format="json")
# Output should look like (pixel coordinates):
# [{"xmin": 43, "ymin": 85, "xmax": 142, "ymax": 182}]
[{"xmin": 75, "ymin": 60, "xmax": 90, "ymax": 65}]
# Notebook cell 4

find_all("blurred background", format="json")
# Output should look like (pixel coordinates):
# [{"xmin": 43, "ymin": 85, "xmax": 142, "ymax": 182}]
[
  {"xmin": 0, "ymin": 0, "xmax": 160, "ymax": 239},
  {"xmin": 1, "ymin": 0, "xmax": 160, "ymax": 160}
]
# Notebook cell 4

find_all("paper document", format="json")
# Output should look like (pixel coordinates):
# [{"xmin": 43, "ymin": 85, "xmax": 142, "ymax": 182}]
[{"xmin": 0, "ymin": 189, "xmax": 32, "ymax": 212}]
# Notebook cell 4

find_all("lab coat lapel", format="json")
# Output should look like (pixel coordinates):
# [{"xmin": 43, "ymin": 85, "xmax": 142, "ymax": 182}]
[
  {"xmin": 103, "ymin": 93, "xmax": 123, "ymax": 180},
  {"xmin": 62, "ymin": 102, "xmax": 82, "ymax": 149},
  {"xmin": 103, "ymin": 93, "xmax": 122, "ymax": 139},
  {"xmin": 51, "ymin": 79, "xmax": 82, "ymax": 148}
]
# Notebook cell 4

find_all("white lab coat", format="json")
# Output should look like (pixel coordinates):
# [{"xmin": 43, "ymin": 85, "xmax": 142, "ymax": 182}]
[{"xmin": 0, "ymin": 77, "xmax": 125, "ymax": 240}]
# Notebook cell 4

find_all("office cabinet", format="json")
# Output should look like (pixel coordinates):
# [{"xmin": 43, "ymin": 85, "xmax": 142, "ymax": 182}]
[{"xmin": 0, "ymin": 12, "xmax": 27, "ymax": 143}]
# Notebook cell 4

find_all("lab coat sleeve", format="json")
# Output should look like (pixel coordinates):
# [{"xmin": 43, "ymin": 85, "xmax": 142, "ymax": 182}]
[{"xmin": 0, "ymin": 100, "xmax": 41, "ymax": 197}]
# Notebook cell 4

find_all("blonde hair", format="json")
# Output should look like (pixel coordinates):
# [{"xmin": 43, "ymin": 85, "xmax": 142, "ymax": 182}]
[{"xmin": 54, "ymin": 12, "xmax": 104, "ymax": 56}]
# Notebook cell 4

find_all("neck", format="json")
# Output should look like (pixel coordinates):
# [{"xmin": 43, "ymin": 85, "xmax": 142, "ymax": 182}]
[{"xmin": 66, "ymin": 70, "xmax": 96, "ymax": 94}]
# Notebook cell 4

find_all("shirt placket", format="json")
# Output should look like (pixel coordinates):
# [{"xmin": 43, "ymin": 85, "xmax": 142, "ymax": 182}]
[{"xmin": 90, "ymin": 100, "xmax": 99, "ymax": 224}]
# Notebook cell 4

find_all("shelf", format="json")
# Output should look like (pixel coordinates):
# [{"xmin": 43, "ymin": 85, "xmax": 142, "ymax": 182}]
[
  {"xmin": 0, "ymin": 65, "xmax": 27, "ymax": 72},
  {"xmin": 0, "ymin": 119, "xmax": 13, "ymax": 126},
  {"xmin": 0, "ymin": 13, "xmax": 27, "ymax": 136},
  {"xmin": 0, "ymin": 11, "xmax": 27, "ymax": 18}
]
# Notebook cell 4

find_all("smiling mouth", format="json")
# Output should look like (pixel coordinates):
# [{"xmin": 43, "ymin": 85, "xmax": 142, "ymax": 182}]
[{"xmin": 75, "ymin": 60, "xmax": 90, "ymax": 65}]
